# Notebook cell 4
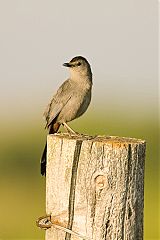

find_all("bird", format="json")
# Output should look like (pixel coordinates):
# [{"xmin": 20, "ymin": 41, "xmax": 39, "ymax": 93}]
[{"xmin": 40, "ymin": 56, "xmax": 93, "ymax": 176}]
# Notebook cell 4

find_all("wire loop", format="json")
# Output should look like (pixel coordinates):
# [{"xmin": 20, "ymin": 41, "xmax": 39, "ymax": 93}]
[{"xmin": 36, "ymin": 215, "xmax": 92, "ymax": 240}]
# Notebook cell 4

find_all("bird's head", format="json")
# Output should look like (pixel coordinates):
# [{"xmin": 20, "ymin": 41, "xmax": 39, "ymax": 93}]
[{"xmin": 63, "ymin": 56, "xmax": 92, "ymax": 80}]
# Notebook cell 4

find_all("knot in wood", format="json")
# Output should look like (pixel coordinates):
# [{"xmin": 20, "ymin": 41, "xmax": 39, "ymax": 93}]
[{"xmin": 95, "ymin": 175, "xmax": 106, "ymax": 190}]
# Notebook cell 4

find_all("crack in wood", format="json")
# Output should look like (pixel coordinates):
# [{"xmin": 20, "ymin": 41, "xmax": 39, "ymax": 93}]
[
  {"xmin": 65, "ymin": 140, "xmax": 82, "ymax": 240},
  {"xmin": 104, "ymin": 220, "xmax": 110, "ymax": 240},
  {"xmin": 59, "ymin": 138, "xmax": 63, "ymax": 159},
  {"xmin": 122, "ymin": 144, "xmax": 132, "ymax": 240},
  {"xmin": 101, "ymin": 194, "xmax": 113, "ymax": 240}
]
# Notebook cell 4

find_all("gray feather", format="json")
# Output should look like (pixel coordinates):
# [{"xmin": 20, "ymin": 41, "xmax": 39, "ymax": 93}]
[{"xmin": 44, "ymin": 79, "xmax": 73, "ymax": 127}]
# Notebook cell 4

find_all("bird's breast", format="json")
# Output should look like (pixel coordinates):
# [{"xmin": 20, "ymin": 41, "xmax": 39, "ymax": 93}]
[{"xmin": 57, "ymin": 87, "xmax": 92, "ymax": 123}]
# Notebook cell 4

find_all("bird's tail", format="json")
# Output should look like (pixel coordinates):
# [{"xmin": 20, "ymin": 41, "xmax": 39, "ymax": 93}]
[{"xmin": 41, "ymin": 122, "xmax": 60, "ymax": 176}]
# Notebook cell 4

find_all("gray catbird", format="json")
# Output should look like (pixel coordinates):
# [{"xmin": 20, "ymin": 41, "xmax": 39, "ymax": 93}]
[{"xmin": 41, "ymin": 56, "xmax": 92, "ymax": 175}]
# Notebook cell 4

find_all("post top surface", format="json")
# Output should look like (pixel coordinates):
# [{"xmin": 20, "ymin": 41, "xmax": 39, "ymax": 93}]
[{"xmin": 47, "ymin": 133, "xmax": 145, "ymax": 145}]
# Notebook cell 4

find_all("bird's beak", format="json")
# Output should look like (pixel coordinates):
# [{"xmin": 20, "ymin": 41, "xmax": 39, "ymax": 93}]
[{"xmin": 63, "ymin": 62, "xmax": 71, "ymax": 67}]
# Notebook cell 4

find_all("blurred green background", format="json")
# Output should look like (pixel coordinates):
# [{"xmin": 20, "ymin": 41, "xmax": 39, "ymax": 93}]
[{"xmin": 0, "ymin": 0, "xmax": 159, "ymax": 239}]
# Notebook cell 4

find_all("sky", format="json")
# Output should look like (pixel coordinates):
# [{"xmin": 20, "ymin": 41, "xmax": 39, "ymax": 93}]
[{"xmin": 0, "ymin": 0, "xmax": 158, "ymax": 128}]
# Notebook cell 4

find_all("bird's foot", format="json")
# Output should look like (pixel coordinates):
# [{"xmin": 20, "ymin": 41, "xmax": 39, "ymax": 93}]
[{"xmin": 62, "ymin": 122, "xmax": 76, "ymax": 134}]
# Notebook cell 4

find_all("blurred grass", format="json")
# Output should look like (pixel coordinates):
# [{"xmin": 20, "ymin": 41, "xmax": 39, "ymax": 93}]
[{"xmin": 0, "ymin": 110, "xmax": 159, "ymax": 239}]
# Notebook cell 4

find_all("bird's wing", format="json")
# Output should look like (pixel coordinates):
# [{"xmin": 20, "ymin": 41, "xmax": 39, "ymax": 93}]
[{"xmin": 43, "ymin": 79, "xmax": 73, "ymax": 128}]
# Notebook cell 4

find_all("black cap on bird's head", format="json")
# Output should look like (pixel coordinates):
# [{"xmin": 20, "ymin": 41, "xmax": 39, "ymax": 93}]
[{"xmin": 63, "ymin": 56, "xmax": 90, "ymax": 68}]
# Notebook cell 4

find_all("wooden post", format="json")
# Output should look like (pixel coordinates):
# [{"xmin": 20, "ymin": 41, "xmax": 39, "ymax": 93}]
[{"xmin": 45, "ymin": 133, "xmax": 146, "ymax": 240}]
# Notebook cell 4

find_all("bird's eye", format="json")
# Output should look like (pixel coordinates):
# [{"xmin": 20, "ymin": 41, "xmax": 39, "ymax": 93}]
[{"xmin": 77, "ymin": 62, "xmax": 81, "ymax": 66}]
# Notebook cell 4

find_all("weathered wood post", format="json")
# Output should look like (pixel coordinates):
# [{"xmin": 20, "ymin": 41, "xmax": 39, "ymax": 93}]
[{"xmin": 45, "ymin": 133, "xmax": 146, "ymax": 240}]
